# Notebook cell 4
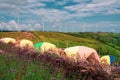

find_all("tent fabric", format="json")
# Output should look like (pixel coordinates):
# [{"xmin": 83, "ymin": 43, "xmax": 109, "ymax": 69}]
[
  {"xmin": 64, "ymin": 46, "xmax": 100, "ymax": 62},
  {"xmin": 34, "ymin": 42, "xmax": 44, "ymax": 48},
  {"xmin": 64, "ymin": 46, "xmax": 80, "ymax": 53},
  {"xmin": 77, "ymin": 46, "xmax": 100, "ymax": 62},
  {"xmin": 101, "ymin": 55, "xmax": 116, "ymax": 65},
  {"xmin": 34, "ymin": 42, "xmax": 56, "ymax": 53},
  {"xmin": 110, "ymin": 55, "xmax": 116, "ymax": 64},
  {"xmin": 64, "ymin": 46, "xmax": 80, "ymax": 61},
  {"xmin": 0, "ymin": 37, "xmax": 16, "ymax": 44},
  {"xmin": 16, "ymin": 39, "xmax": 33, "ymax": 48}
]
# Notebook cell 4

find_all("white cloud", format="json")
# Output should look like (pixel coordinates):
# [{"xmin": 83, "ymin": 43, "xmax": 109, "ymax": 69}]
[
  {"xmin": 27, "ymin": 0, "xmax": 37, "ymax": 3},
  {"xmin": 34, "ymin": 23, "xmax": 42, "ymax": 28},
  {"xmin": 31, "ymin": 8, "xmax": 69, "ymax": 21},
  {"xmin": 23, "ymin": 2, "xmax": 45, "ymax": 9},
  {"xmin": 0, "ymin": 20, "xmax": 44, "ymax": 31},
  {"xmin": 1, "ymin": 22, "xmax": 10, "ymax": 30},
  {"xmin": 106, "ymin": 9, "xmax": 120, "ymax": 14},
  {"xmin": 73, "ymin": 0, "xmax": 90, "ymax": 3},
  {"xmin": 64, "ymin": 4, "xmax": 85, "ymax": 11},
  {"xmin": 0, "ymin": 0, "xmax": 120, "ymax": 33},
  {"xmin": 8, "ymin": 20, "xmax": 19, "ymax": 30},
  {"xmin": 54, "ymin": 0, "xmax": 69, "ymax": 5},
  {"xmin": 87, "ymin": 0, "xmax": 116, "ymax": 8},
  {"xmin": 0, "ymin": 20, "xmax": 120, "ymax": 33},
  {"xmin": 65, "ymin": 0, "xmax": 120, "ymax": 16},
  {"xmin": 0, "ymin": 3, "xmax": 17, "ymax": 10},
  {"xmin": 1, "ymin": 0, "xmax": 120, "ymax": 21},
  {"xmin": 0, "ymin": 20, "xmax": 21, "ymax": 31},
  {"xmin": 40, "ymin": 0, "xmax": 55, "ymax": 2}
]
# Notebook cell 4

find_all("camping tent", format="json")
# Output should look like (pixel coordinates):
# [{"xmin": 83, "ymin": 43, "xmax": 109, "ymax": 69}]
[
  {"xmin": 15, "ymin": 39, "xmax": 33, "ymax": 48},
  {"xmin": 0, "ymin": 37, "xmax": 16, "ymax": 44},
  {"xmin": 34, "ymin": 42, "xmax": 56, "ymax": 53},
  {"xmin": 101, "ymin": 55, "xmax": 116, "ymax": 65},
  {"xmin": 64, "ymin": 46, "xmax": 100, "ymax": 62}
]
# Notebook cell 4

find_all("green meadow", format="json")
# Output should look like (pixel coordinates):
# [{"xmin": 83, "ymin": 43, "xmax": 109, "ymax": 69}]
[{"xmin": 0, "ymin": 31, "xmax": 120, "ymax": 80}]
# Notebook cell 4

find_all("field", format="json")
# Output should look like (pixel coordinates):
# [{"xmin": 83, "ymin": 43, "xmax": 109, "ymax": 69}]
[{"xmin": 0, "ymin": 31, "xmax": 120, "ymax": 80}]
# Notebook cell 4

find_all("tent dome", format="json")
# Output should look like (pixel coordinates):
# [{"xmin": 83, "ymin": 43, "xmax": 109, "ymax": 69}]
[
  {"xmin": 0, "ymin": 37, "xmax": 16, "ymax": 44},
  {"xmin": 64, "ymin": 46, "xmax": 100, "ymax": 62},
  {"xmin": 34, "ymin": 42, "xmax": 56, "ymax": 53},
  {"xmin": 101, "ymin": 55, "xmax": 116, "ymax": 65},
  {"xmin": 16, "ymin": 39, "xmax": 33, "ymax": 48}
]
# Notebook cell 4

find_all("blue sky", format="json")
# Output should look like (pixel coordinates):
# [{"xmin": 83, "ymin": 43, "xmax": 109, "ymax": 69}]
[{"xmin": 0, "ymin": 0, "xmax": 120, "ymax": 33}]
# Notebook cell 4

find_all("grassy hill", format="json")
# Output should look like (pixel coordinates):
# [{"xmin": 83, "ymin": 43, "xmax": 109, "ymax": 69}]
[
  {"xmin": 0, "ymin": 31, "xmax": 120, "ymax": 80},
  {"xmin": 0, "ymin": 31, "xmax": 120, "ymax": 61},
  {"xmin": 64, "ymin": 32, "xmax": 120, "ymax": 50}
]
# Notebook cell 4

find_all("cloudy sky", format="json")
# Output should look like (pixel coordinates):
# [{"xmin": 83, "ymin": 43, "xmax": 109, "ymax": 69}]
[{"xmin": 0, "ymin": 0, "xmax": 120, "ymax": 32}]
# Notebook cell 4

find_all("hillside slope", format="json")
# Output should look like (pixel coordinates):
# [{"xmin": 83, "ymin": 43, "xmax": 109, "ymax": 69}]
[{"xmin": 0, "ymin": 31, "xmax": 120, "ymax": 60}]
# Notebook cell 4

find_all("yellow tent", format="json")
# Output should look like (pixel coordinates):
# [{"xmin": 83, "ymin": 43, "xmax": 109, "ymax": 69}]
[
  {"xmin": 0, "ymin": 37, "xmax": 16, "ymax": 44},
  {"xmin": 16, "ymin": 39, "xmax": 33, "ymax": 48},
  {"xmin": 101, "ymin": 55, "xmax": 110, "ymax": 65}
]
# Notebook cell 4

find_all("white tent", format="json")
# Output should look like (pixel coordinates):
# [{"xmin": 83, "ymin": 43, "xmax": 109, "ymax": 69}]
[{"xmin": 64, "ymin": 46, "xmax": 100, "ymax": 62}]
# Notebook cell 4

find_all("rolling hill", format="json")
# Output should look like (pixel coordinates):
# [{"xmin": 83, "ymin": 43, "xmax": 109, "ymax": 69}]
[{"xmin": 0, "ymin": 31, "xmax": 120, "ymax": 61}]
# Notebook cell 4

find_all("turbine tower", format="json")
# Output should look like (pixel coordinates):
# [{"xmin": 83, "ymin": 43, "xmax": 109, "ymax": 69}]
[
  {"xmin": 17, "ymin": 8, "xmax": 20, "ymax": 32},
  {"xmin": 18, "ymin": 15, "xmax": 20, "ymax": 31},
  {"xmin": 64, "ymin": 23, "xmax": 67, "ymax": 32},
  {"xmin": 71, "ymin": 22, "xmax": 73, "ymax": 32},
  {"xmin": 0, "ymin": 16, "xmax": 4, "ymax": 37},
  {"xmin": 95, "ymin": 24, "xmax": 98, "ymax": 32},
  {"xmin": 82, "ymin": 24, "xmax": 86, "ymax": 32},
  {"xmin": 41, "ymin": 16, "xmax": 45, "ymax": 32},
  {"xmin": 56, "ymin": 19, "xmax": 61, "ymax": 32}
]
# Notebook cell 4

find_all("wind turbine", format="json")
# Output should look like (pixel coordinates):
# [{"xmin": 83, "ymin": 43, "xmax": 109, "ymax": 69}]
[
  {"xmin": 95, "ymin": 24, "xmax": 98, "ymax": 32},
  {"xmin": 82, "ymin": 24, "xmax": 86, "ymax": 32},
  {"xmin": 87, "ymin": 24, "xmax": 90, "ymax": 32},
  {"xmin": 64, "ymin": 23, "xmax": 67, "ymax": 32},
  {"xmin": 71, "ymin": 21, "xmax": 76, "ymax": 32},
  {"xmin": 56, "ymin": 19, "xmax": 61, "ymax": 32},
  {"xmin": 18, "ymin": 15, "xmax": 20, "ymax": 31},
  {"xmin": 17, "ymin": 8, "xmax": 20, "ymax": 32},
  {"xmin": 0, "ymin": 16, "xmax": 4, "ymax": 37},
  {"xmin": 71, "ymin": 22, "xmax": 73, "ymax": 32},
  {"xmin": 41, "ymin": 16, "xmax": 45, "ymax": 32}
]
